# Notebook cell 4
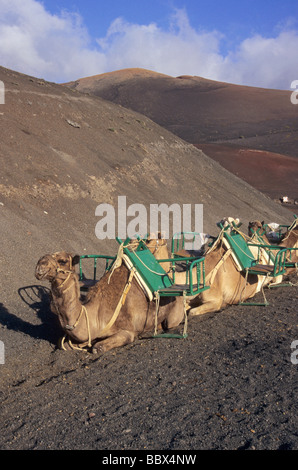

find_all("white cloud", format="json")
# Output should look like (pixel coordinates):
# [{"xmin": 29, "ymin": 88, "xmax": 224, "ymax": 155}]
[
  {"xmin": 0, "ymin": 0, "xmax": 106, "ymax": 81},
  {"xmin": 96, "ymin": 10, "xmax": 226, "ymax": 80},
  {"xmin": 221, "ymin": 30, "xmax": 298, "ymax": 89},
  {"xmin": 0, "ymin": 0, "xmax": 297, "ymax": 89}
]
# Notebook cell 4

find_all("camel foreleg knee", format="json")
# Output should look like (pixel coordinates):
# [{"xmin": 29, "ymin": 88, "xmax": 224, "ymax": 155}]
[
  {"xmin": 92, "ymin": 330, "xmax": 135, "ymax": 354},
  {"xmin": 189, "ymin": 300, "xmax": 222, "ymax": 316}
]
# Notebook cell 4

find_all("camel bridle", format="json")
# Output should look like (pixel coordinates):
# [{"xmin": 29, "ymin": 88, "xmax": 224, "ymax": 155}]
[
  {"xmin": 51, "ymin": 254, "xmax": 74, "ymax": 290},
  {"xmin": 48, "ymin": 254, "xmax": 92, "ymax": 351},
  {"xmin": 147, "ymin": 237, "xmax": 167, "ymax": 254}
]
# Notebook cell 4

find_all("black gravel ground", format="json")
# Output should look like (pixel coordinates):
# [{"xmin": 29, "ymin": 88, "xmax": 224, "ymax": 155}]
[{"xmin": 0, "ymin": 274, "xmax": 297, "ymax": 452}]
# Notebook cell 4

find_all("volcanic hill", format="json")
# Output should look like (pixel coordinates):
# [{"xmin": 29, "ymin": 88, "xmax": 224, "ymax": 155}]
[{"xmin": 65, "ymin": 68, "xmax": 298, "ymax": 201}]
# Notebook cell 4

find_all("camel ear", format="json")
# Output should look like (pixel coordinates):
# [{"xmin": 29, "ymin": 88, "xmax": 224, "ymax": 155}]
[
  {"xmin": 261, "ymin": 221, "xmax": 264, "ymax": 226},
  {"xmin": 158, "ymin": 231, "xmax": 166, "ymax": 239},
  {"xmin": 72, "ymin": 255, "xmax": 80, "ymax": 266}
]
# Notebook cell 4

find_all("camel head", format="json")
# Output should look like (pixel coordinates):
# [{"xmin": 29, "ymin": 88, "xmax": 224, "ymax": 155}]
[
  {"xmin": 248, "ymin": 220, "xmax": 265, "ymax": 237},
  {"xmin": 35, "ymin": 251, "xmax": 80, "ymax": 282},
  {"xmin": 219, "ymin": 217, "xmax": 240, "ymax": 228},
  {"xmin": 145, "ymin": 232, "xmax": 168, "ymax": 255},
  {"xmin": 144, "ymin": 232, "xmax": 171, "ymax": 274}
]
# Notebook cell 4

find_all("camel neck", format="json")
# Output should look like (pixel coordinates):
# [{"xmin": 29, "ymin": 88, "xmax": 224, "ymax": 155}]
[{"xmin": 51, "ymin": 272, "xmax": 82, "ymax": 328}]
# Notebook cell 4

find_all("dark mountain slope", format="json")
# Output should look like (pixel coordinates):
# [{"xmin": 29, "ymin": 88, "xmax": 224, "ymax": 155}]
[{"xmin": 65, "ymin": 68, "xmax": 298, "ymax": 201}]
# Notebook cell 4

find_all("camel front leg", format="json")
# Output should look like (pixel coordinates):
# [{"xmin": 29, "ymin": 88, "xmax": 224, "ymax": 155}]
[
  {"xmin": 187, "ymin": 285, "xmax": 224, "ymax": 316},
  {"xmin": 92, "ymin": 330, "xmax": 135, "ymax": 354},
  {"xmin": 188, "ymin": 297, "xmax": 223, "ymax": 316},
  {"xmin": 161, "ymin": 296, "xmax": 185, "ymax": 330}
]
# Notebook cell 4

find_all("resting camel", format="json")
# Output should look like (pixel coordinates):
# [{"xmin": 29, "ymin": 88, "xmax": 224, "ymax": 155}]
[
  {"xmin": 145, "ymin": 231, "xmax": 211, "ymax": 280},
  {"xmin": 145, "ymin": 231, "xmax": 266, "ymax": 316},
  {"xmin": 248, "ymin": 219, "xmax": 298, "ymax": 275},
  {"xmin": 248, "ymin": 220, "xmax": 273, "ymax": 244},
  {"xmin": 281, "ymin": 227, "xmax": 298, "ymax": 276},
  {"xmin": 249, "ymin": 219, "xmax": 298, "ymax": 246},
  {"xmin": 35, "ymin": 251, "xmax": 185, "ymax": 353}
]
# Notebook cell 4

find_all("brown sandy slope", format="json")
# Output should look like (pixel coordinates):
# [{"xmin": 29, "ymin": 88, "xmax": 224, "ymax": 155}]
[
  {"xmin": 196, "ymin": 143, "xmax": 298, "ymax": 201},
  {"xmin": 65, "ymin": 68, "xmax": 298, "ymax": 201},
  {"xmin": 0, "ymin": 66, "xmax": 296, "ymax": 451}
]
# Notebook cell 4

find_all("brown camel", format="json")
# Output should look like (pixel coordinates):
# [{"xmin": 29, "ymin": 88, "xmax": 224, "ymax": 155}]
[
  {"xmin": 278, "ymin": 223, "xmax": 298, "ymax": 275},
  {"xmin": 145, "ymin": 233, "xmax": 264, "ymax": 316},
  {"xmin": 248, "ymin": 219, "xmax": 298, "ymax": 275},
  {"xmin": 35, "ymin": 251, "xmax": 185, "ymax": 353},
  {"xmin": 248, "ymin": 220, "xmax": 271, "ymax": 244}
]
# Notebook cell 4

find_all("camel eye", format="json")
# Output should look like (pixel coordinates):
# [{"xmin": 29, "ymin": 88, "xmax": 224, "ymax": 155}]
[{"xmin": 58, "ymin": 259, "xmax": 67, "ymax": 265}]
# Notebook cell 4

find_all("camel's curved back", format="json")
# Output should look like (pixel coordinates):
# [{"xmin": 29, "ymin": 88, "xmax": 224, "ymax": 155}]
[{"xmin": 280, "ymin": 226, "xmax": 298, "ymax": 248}]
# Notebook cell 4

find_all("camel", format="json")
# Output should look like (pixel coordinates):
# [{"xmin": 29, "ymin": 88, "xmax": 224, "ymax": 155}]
[
  {"xmin": 248, "ymin": 219, "xmax": 298, "ymax": 275},
  {"xmin": 280, "ymin": 225, "xmax": 298, "ymax": 275},
  {"xmin": 145, "ymin": 233, "xmax": 172, "ymax": 273},
  {"xmin": 220, "ymin": 218, "xmax": 286, "ymax": 287},
  {"xmin": 145, "ymin": 231, "xmax": 212, "ymax": 282},
  {"xmin": 35, "ymin": 251, "xmax": 186, "ymax": 353},
  {"xmin": 147, "ymin": 220, "xmax": 271, "ymax": 284},
  {"xmin": 248, "ymin": 220, "xmax": 276, "ymax": 244},
  {"xmin": 145, "ymin": 231, "xmax": 265, "ymax": 316},
  {"xmin": 280, "ymin": 223, "xmax": 298, "ymax": 248}
]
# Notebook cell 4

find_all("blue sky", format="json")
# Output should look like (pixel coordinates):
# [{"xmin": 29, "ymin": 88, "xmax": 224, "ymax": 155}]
[
  {"xmin": 0, "ymin": 0, "xmax": 298, "ymax": 89},
  {"xmin": 43, "ymin": 0, "xmax": 296, "ymax": 46}
]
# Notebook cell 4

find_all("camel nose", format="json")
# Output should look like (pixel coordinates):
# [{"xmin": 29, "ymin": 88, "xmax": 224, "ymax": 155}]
[
  {"xmin": 35, "ymin": 260, "xmax": 50, "ymax": 280},
  {"xmin": 35, "ymin": 264, "xmax": 44, "ymax": 279}
]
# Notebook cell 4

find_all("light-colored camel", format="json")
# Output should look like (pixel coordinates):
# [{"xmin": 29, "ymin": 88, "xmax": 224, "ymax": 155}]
[
  {"xmin": 145, "ymin": 232, "xmax": 208, "ymax": 283},
  {"xmin": 145, "ymin": 232, "xmax": 265, "ymax": 316},
  {"xmin": 219, "ymin": 218, "xmax": 284, "ymax": 287},
  {"xmin": 146, "ymin": 222, "xmax": 272, "ymax": 285},
  {"xmin": 35, "ymin": 251, "xmax": 185, "ymax": 353}
]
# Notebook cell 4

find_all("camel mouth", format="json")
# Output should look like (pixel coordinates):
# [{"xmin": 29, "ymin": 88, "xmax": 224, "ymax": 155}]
[{"xmin": 35, "ymin": 267, "xmax": 52, "ymax": 280}]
